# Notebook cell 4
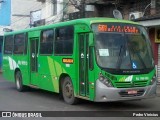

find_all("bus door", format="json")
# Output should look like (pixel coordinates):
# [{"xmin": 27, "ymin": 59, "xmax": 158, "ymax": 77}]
[
  {"xmin": 30, "ymin": 38, "xmax": 39, "ymax": 86},
  {"xmin": 79, "ymin": 33, "xmax": 89, "ymax": 97}
]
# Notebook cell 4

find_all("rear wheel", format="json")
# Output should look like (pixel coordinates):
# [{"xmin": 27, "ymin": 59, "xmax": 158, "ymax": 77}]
[
  {"xmin": 62, "ymin": 77, "xmax": 78, "ymax": 105},
  {"xmin": 15, "ymin": 71, "xmax": 25, "ymax": 92}
]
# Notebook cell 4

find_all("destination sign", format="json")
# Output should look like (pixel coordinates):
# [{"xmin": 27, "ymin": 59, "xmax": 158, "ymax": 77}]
[{"xmin": 98, "ymin": 24, "xmax": 139, "ymax": 33}]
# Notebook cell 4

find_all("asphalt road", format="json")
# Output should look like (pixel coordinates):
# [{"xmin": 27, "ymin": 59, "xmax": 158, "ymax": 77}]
[{"xmin": 0, "ymin": 74, "xmax": 160, "ymax": 120}]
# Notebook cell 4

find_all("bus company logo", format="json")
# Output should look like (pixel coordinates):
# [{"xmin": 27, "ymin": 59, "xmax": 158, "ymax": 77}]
[{"xmin": 2, "ymin": 112, "xmax": 11, "ymax": 117}]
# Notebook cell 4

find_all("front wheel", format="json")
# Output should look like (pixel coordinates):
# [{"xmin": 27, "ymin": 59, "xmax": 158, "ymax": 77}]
[
  {"xmin": 62, "ymin": 77, "xmax": 78, "ymax": 105},
  {"xmin": 15, "ymin": 71, "xmax": 26, "ymax": 92}
]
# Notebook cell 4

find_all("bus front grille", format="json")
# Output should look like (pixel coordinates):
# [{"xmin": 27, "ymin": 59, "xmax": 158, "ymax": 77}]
[{"xmin": 114, "ymin": 80, "xmax": 148, "ymax": 88}]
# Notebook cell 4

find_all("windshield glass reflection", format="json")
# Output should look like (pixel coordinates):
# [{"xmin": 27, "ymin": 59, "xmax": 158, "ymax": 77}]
[{"xmin": 93, "ymin": 23, "xmax": 154, "ymax": 70}]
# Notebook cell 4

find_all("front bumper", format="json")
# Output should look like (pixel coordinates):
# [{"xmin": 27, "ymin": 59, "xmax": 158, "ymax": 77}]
[{"xmin": 94, "ymin": 80, "xmax": 157, "ymax": 102}]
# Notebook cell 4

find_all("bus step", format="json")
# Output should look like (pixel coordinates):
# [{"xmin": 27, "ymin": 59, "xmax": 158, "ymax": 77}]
[
  {"xmin": 77, "ymin": 96, "xmax": 89, "ymax": 100},
  {"xmin": 28, "ymin": 85, "xmax": 39, "ymax": 89}
]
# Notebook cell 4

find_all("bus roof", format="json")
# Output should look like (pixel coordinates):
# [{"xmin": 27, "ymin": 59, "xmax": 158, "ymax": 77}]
[{"xmin": 4, "ymin": 17, "xmax": 139, "ymax": 35}]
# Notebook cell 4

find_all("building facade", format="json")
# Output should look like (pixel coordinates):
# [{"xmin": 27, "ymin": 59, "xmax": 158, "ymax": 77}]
[
  {"xmin": 0, "ymin": 0, "xmax": 43, "ymax": 33},
  {"xmin": 0, "ymin": 0, "xmax": 11, "ymax": 26},
  {"xmin": 0, "ymin": 0, "xmax": 11, "ymax": 35},
  {"xmin": 37, "ymin": 0, "xmax": 79, "ymax": 25},
  {"xmin": 11, "ymin": 0, "xmax": 42, "ymax": 30}
]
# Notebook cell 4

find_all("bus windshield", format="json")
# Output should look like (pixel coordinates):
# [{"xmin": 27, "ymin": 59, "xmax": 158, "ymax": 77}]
[{"xmin": 92, "ymin": 23, "xmax": 154, "ymax": 73}]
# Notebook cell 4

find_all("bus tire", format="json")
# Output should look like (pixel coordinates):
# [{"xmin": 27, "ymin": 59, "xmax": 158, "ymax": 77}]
[
  {"xmin": 15, "ymin": 71, "xmax": 25, "ymax": 92},
  {"xmin": 62, "ymin": 77, "xmax": 78, "ymax": 105}
]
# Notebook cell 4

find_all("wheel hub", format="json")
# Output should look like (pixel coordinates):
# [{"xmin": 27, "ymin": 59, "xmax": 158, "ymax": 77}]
[{"xmin": 65, "ymin": 83, "xmax": 73, "ymax": 98}]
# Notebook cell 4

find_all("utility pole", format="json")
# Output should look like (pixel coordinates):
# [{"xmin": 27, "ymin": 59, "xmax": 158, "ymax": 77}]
[{"xmin": 81, "ymin": 0, "xmax": 85, "ymax": 18}]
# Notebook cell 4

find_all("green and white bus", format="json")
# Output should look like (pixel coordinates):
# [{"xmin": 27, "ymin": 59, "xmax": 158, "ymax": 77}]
[{"xmin": 3, "ymin": 18, "xmax": 157, "ymax": 104}]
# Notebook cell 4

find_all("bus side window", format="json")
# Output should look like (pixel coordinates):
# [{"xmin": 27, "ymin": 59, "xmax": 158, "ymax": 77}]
[
  {"xmin": 40, "ymin": 29, "xmax": 54, "ymax": 55},
  {"xmin": 55, "ymin": 26, "xmax": 74, "ymax": 55},
  {"xmin": 4, "ymin": 35, "xmax": 14, "ymax": 54},
  {"xmin": 14, "ymin": 33, "xmax": 25, "ymax": 54}
]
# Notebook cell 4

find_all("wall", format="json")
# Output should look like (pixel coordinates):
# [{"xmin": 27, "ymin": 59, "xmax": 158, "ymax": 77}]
[
  {"xmin": 149, "ymin": 28, "xmax": 158, "ymax": 65},
  {"xmin": 11, "ymin": 0, "xmax": 42, "ymax": 30},
  {"xmin": 0, "ymin": 0, "xmax": 11, "ymax": 26},
  {"xmin": 41, "ymin": 0, "xmax": 64, "ymax": 24},
  {"xmin": 0, "ymin": 0, "xmax": 11, "ymax": 36}
]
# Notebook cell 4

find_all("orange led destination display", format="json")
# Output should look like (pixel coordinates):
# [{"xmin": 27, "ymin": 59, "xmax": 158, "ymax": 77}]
[{"xmin": 98, "ymin": 24, "xmax": 139, "ymax": 33}]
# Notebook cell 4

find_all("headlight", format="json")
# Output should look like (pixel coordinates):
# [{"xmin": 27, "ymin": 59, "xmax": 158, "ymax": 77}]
[
  {"xmin": 150, "ymin": 76, "xmax": 157, "ymax": 85},
  {"xmin": 99, "ymin": 74, "xmax": 113, "ymax": 87}
]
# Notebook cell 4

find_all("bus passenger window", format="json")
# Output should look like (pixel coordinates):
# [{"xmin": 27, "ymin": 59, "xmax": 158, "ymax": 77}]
[
  {"xmin": 4, "ymin": 35, "xmax": 14, "ymax": 54},
  {"xmin": 55, "ymin": 26, "xmax": 74, "ymax": 55},
  {"xmin": 14, "ymin": 33, "xmax": 25, "ymax": 54},
  {"xmin": 40, "ymin": 30, "xmax": 54, "ymax": 55}
]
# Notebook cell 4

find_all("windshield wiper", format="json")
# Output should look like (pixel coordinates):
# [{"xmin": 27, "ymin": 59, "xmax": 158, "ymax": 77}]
[{"xmin": 135, "ymin": 52, "xmax": 146, "ymax": 69}]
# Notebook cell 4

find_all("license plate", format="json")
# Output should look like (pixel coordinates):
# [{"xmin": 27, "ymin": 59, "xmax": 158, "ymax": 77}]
[{"xmin": 127, "ymin": 90, "xmax": 137, "ymax": 94}]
